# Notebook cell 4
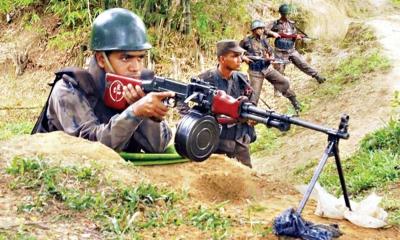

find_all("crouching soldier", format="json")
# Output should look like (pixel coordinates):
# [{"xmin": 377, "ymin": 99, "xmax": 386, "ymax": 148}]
[{"xmin": 32, "ymin": 8, "xmax": 173, "ymax": 153}]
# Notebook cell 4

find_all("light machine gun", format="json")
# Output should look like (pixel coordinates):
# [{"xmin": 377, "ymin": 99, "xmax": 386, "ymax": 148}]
[{"xmin": 105, "ymin": 72, "xmax": 352, "ymax": 212}]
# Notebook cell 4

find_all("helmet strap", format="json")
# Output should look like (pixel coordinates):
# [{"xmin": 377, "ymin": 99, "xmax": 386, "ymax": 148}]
[{"xmin": 101, "ymin": 52, "xmax": 116, "ymax": 73}]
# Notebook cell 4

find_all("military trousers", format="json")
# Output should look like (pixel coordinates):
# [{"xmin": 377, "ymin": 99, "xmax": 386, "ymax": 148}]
[
  {"xmin": 274, "ymin": 49, "xmax": 319, "ymax": 77},
  {"xmin": 215, "ymin": 139, "xmax": 252, "ymax": 168},
  {"xmin": 248, "ymin": 67, "xmax": 296, "ymax": 105}
]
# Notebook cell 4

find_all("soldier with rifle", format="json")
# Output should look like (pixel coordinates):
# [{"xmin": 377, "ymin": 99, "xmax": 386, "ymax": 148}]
[
  {"xmin": 32, "ymin": 8, "xmax": 173, "ymax": 153},
  {"xmin": 269, "ymin": 3, "xmax": 326, "ymax": 84},
  {"xmin": 240, "ymin": 20, "xmax": 301, "ymax": 114},
  {"xmin": 178, "ymin": 40, "xmax": 256, "ymax": 168}
]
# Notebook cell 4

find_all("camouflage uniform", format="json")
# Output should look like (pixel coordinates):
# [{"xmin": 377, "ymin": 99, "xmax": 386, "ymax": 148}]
[
  {"xmin": 199, "ymin": 68, "xmax": 256, "ymax": 168},
  {"xmin": 33, "ymin": 57, "xmax": 172, "ymax": 153},
  {"xmin": 239, "ymin": 35, "xmax": 296, "ymax": 105},
  {"xmin": 271, "ymin": 19, "xmax": 322, "ymax": 80}
]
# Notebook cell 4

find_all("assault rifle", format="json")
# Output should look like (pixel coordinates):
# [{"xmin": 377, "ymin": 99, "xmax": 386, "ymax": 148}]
[
  {"xmin": 278, "ymin": 30, "xmax": 317, "ymax": 40},
  {"xmin": 278, "ymin": 25, "xmax": 317, "ymax": 40},
  {"xmin": 246, "ymin": 55, "xmax": 291, "ymax": 64},
  {"xmin": 105, "ymin": 72, "xmax": 352, "ymax": 213}
]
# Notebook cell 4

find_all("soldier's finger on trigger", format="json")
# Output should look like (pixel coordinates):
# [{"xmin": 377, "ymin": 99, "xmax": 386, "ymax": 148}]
[
  {"xmin": 154, "ymin": 91, "xmax": 175, "ymax": 99},
  {"xmin": 154, "ymin": 99, "xmax": 169, "ymax": 112}
]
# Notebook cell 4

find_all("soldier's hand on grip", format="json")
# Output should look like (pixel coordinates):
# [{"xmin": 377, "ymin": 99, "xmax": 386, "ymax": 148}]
[{"xmin": 131, "ymin": 91, "xmax": 175, "ymax": 119}]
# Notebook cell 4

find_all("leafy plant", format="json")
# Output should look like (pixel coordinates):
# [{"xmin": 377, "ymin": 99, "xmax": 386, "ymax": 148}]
[
  {"xmin": 188, "ymin": 202, "xmax": 231, "ymax": 238},
  {"xmin": 0, "ymin": 0, "xmax": 38, "ymax": 14}
]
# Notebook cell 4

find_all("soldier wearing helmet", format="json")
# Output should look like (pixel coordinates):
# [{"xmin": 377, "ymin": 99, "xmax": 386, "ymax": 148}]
[
  {"xmin": 270, "ymin": 3, "xmax": 326, "ymax": 84},
  {"xmin": 240, "ymin": 20, "xmax": 301, "ymax": 114},
  {"xmin": 32, "ymin": 8, "xmax": 173, "ymax": 153}
]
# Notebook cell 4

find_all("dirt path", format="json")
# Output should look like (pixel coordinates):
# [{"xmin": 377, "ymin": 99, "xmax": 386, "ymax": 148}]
[{"xmin": 252, "ymin": 11, "xmax": 400, "ymax": 181}]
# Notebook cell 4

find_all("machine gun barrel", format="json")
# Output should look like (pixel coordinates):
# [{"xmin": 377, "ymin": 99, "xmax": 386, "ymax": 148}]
[{"xmin": 241, "ymin": 103, "xmax": 349, "ymax": 139}]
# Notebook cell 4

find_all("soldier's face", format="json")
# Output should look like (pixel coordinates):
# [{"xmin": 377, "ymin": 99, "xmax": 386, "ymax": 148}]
[
  {"xmin": 253, "ymin": 28, "xmax": 264, "ymax": 37},
  {"xmin": 97, "ymin": 50, "xmax": 146, "ymax": 78},
  {"xmin": 220, "ymin": 52, "xmax": 242, "ymax": 71}
]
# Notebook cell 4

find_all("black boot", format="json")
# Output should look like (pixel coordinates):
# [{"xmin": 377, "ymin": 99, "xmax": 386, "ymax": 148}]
[
  {"xmin": 314, "ymin": 75, "xmax": 326, "ymax": 84},
  {"xmin": 288, "ymin": 96, "xmax": 301, "ymax": 116}
]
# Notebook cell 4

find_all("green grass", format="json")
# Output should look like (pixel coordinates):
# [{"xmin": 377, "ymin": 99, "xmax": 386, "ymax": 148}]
[
  {"xmin": 188, "ymin": 202, "xmax": 231, "ymax": 239},
  {"xmin": 382, "ymin": 198, "xmax": 400, "ymax": 225},
  {"xmin": 0, "ymin": 0, "xmax": 37, "ymax": 14},
  {"xmin": 316, "ymin": 23, "xmax": 391, "ymax": 97},
  {"xmin": 0, "ymin": 232, "xmax": 37, "ymax": 240},
  {"xmin": 391, "ymin": 0, "xmax": 400, "ymax": 6},
  {"xmin": 294, "ymin": 119, "xmax": 400, "ymax": 225},
  {"xmin": 250, "ymin": 124, "xmax": 282, "ymax": 154},
  {"xmin": 0, "ymin": 121, "xmax": 34, "ymax": 141},
  {"xmin": 317, "ymin": 50, "xmax": 391, "ymax": 97},
  {"xmin": 5, "ymin": 156, "xmax": 234, "ymax": 238}
]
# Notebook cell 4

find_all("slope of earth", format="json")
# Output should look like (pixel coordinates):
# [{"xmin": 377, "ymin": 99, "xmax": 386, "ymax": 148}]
[
  {"xmin": 1, "ymin": 132, "xmax": 399, "ymax": 239},
  {"xmin": 251, "ymin": 7, "xmax": 400, "ymax": 182}
]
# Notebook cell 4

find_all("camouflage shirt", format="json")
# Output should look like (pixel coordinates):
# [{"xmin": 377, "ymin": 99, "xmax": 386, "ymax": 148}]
[
  {"xmin": 239, "ymin": 35, "xmax": 272, "ymax": 57},
  {"xmin": 42, "ymin": 58, "xmax": 172, "ymax": 153},
  {"xmin": 271, "ymin": 19, "xmax": 297, "ymax": 50},
  {"xmin": 198, "ymin": 68, "xmax": 256, "ymax": 143},
  {"xmin": 240, "ymin": 35, "xmax": 273, "ymax": 71}
]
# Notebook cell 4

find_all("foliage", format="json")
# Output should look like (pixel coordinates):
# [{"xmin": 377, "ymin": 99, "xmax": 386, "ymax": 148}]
[
  {"xmin": 329, "ymin": 50, "xmax": 391, "ymax": 85},
  {"xmin": 391, "ymin": 0, "xmax": 400, "ymax": 7},
  {"xmin": 317, "ymin": 23, "xmax": 391, "ymax": 97},
  {"xmin": 296, "ymin": 119, "xmax": 400, "ymax": 195},
  {"xmin": 0, "ymin": 232, "xmax": 37, "ymax": 240},
  {"xmin": 48, "ymin": 29, "xmax": 88, "ymax": 51},
  {"xmin": 191, "ymin": 0, "xmax": 250, "ymax": 51},
  {"xmin": 294, "ymin": 119, "xmax": 400, "ymax": 225},
  {"xmin": 0, "ymin": 0, "xmax": 37, "ymax": 14},
  {"xmin": 188, "ymin": 202, "xmax": 231, "ymax": 239},
  {"xmin": 46, "ymin": 0, "xmax": 103, "ymax": 30},
  {"xmin": 5, "ymin": 156, "xmax": 236, "ymax": 237},
  {"xmin": 250, "ymin": 124, "xmax": 281, "ymax": 154},
  {"xmin": 382, "ymin": 198, "xmax": 400, "ymax": 225},
  {"xmin": 0, "ymin": 121, "xmax": 33, "ymax": 141}
]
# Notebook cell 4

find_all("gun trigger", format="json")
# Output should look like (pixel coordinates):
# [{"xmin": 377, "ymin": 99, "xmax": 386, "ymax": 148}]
[
  {"xmin": 184, "ymin": 92, "xmax": 199, "ymax": 103},
  {"xmin": 163, "ymin": 97, "xmax": 176, "ymax": 107}
]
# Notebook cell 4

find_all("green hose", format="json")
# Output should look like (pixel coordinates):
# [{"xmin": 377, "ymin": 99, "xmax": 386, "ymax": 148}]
[
  {"xmin": 119, "ymin": 145, "xmax": 189, "ymax": 165},
  {"xmin": 120, "ymin": 152, "xmax": 183, "ymax": 161},
  {"xmin": 129, "ymin": 159, "xmax": 190, "ymax": 166}
]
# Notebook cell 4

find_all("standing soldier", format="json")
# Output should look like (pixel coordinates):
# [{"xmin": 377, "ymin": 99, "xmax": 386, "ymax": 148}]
[
  {"xmin": 240, "ymin": 20, "xmax": 301, "ymax": 114},
  {"xmin": 270, "ymin": 3, "xmax": 326, "ymax": 83}
]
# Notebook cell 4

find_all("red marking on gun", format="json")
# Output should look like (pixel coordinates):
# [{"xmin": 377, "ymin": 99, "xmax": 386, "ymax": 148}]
[{"xmin": 104, "ymin": 73, "xmax": 142, "ymax": 111}]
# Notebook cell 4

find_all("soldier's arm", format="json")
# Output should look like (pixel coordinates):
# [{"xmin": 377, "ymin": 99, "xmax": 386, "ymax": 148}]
[
  {"xmin": 267, "ymin": 21, "xmax": 280, "ymax": 38},
  {"xmin": 47, "ymin": 80, "xmax": 171, "ymax": 152}
]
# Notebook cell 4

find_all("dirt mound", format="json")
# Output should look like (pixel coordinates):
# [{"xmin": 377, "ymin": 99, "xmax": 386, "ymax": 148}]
[
  {"xmin": 0, "ymin": 132, "xmax": 294, "ymax": 204},
  {"xmin": 138, "ymin": 155, "xmax": 296, "ymax": 203},
  {"xmin": 193, "ymin": 172, "xmax": 257, "ymax": 202},
  {"xmin": 0, "ymin": 131, "xmax": 147, "ymax": 185}
]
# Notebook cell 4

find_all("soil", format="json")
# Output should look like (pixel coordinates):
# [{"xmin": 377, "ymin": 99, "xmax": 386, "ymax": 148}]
[{"xmin": 1, "ymin": 1, "xmax": 400, "ymax": 239}]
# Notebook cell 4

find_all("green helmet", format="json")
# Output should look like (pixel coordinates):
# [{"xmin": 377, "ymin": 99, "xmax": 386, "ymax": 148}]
[
  {"xmin": 251, "ymin": 20, "xmax": 266, "ymax": 31},
  {"xmin": 90, "ymin": 8, "xmax": 152, "ymax": 51},
  {"xmin": 279, "ymin": 4, "xmax": 291, "ymax": 15}
]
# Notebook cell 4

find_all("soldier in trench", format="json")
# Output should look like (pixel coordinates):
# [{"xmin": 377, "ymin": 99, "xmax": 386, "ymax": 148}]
[{"xmin": 32, "ymin": 8, "xmax": 173, "ymax": 153}]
